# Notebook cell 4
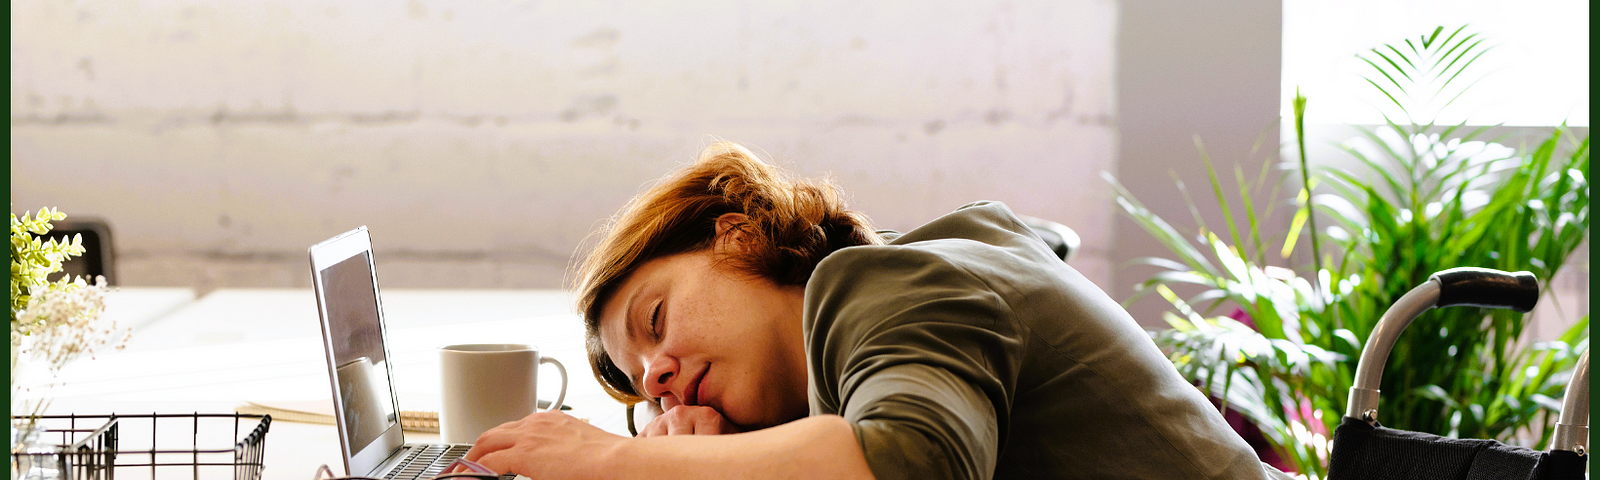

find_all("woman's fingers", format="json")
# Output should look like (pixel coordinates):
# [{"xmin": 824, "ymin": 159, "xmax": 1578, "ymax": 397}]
[
  {"xmin": 640, "ymin": 415, "xmax": 669, "ymax": 437},
  {"xmin": 463, "ymin": 417, "xmax": 523, "ymax": 461},
  {"xmin": 460, "ymin": 411, "xmax": 628, "ymax": 476},
  {"xmin": 666, "ymin": 413, "xmax": 695, "ymax": 435},
  {"xmin": 474, "ymin": 449, "xmax": 523, "ymax": 473},
  {"xmin": 464, "ymin": 430, "xmax": 513, "ymax": 460},
  {"xmin": 639, "ymin": 405, "xmax": 735, "ymax": 436}
]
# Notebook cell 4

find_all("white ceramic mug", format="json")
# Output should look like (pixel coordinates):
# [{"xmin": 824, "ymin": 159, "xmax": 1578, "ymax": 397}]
[{"xmin": 439, "ymin": 344, "xmax": 568, "ymax": 444}]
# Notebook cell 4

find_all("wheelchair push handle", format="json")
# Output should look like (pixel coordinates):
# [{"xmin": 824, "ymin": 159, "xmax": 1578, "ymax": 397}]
[
  {"xmin": 1346, "ymin": 267, "xmax": 1540, "ymax": 425},
  {"xmin": 1432, "ymin": 267, "xmax": 1539, "ymax": 313},
  {"xmin": 1552, "ymin": 350, "xmax": 1588, "ymax": 455}
]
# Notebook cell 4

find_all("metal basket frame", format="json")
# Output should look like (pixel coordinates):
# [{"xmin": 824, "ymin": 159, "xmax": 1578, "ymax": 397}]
[{"xmin": 10, "ymin": 413, "xmax": 271, "ymax": 480}]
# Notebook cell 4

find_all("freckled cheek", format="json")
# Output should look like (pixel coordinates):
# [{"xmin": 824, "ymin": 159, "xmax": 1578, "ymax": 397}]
[{"xmin": 665, "ymin": 303, "xmax": 723, "ymax": 352}]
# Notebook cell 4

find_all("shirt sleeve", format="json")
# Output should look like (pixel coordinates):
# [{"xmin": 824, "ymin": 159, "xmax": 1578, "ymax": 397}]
[{"xmin": 805, "ymin": 244, "xmax": 1025, "ymax": 480}]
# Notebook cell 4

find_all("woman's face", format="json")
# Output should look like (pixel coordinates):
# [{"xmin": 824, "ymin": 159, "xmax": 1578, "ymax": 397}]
[{"xmin": 597, "ymin": 244, "xmax": 811, "ymax": 430}]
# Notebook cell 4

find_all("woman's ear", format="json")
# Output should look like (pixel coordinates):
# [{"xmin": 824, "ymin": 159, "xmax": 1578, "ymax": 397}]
[{"xmin": 714, "ymin": 213, "xmax": 752, "ymax": 252}]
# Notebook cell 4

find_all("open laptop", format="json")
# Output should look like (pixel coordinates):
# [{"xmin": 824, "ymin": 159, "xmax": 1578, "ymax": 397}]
[{"xmin": 309, "ymin": 226, "xmax": 475, "ymax": 479}]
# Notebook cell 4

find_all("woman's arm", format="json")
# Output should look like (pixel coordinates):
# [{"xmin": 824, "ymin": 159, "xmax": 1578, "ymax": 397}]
[
  {"xmin": 466, "ymin": 411, "xmax": 873, "ymax": 480},
  {"xmin": 619, "ymin": 414, "xmax": 873, "ymax": 479}
]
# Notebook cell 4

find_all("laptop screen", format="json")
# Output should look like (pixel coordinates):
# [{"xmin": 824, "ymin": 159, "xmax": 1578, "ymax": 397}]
[{"xmin": 321, "ymin": 251, "xmax": 401, "ymax": 456}]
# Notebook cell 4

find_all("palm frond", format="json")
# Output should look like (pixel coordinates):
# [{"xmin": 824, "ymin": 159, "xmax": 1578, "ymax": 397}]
[{"xmin": 1117, "ymin": 26, "xmax": 1588, "ymax": 478}]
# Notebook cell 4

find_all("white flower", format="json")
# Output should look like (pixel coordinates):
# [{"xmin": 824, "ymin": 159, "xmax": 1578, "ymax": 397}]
[
  {"xmin": 10, "ymin": 275, "xmax": 129, "ymax": 443},
  {"xmin": 12, "ymin": 276, "xmax": 124, "ymax": 375}
]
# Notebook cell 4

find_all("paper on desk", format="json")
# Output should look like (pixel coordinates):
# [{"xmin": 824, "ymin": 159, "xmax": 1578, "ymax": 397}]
[
  {"xmin": 236, "ymin": 399, "xmax": 580, "ymax": 434},
  {"xmin": 235, "ymin": 399, "xmax": 440, "ymax": 433}
]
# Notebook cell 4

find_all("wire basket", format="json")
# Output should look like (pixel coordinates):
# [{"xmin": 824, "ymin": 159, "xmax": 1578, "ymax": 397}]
[{"xmin": 10, "ymin": 413, "xmax": 271, "ymax": 480}]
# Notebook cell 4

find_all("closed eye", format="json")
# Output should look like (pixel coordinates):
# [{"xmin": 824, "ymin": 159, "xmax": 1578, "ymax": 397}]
[{"xmin": 649, "ymin": 300, "xmax": 663, "ymax": 338}]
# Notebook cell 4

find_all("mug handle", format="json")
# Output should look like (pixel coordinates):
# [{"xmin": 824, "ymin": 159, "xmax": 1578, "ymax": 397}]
[{"xmin": 540, "ymin": 356, "xmax": 568, "ymax": 412}]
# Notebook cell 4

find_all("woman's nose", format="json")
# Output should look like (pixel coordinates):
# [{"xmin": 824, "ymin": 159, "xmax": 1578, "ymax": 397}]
[{"xmin": 641, "ymin": 355, "xmax": 678, "ymax": 400}]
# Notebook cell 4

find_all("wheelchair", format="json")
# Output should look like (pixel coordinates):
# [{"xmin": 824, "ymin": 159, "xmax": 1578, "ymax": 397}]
[{"xmin": 1327, "ymin": 267, "xmax": 1588, "ymax": 480}]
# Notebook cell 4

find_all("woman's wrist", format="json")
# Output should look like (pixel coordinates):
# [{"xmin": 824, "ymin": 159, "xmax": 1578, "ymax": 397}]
[
  {"xmin": 603, "ymin": 433, "xmax": 648, "ymax": 479},
  {"xmin": 598, "ymin": 415, "xmax": 872, "ymax": 480}
]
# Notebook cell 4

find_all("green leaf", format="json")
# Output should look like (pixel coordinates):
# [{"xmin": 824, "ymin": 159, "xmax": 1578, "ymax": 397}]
[
  {"xmin": 1127, "ymin": 256, "xmax": 1193, "ymax": 273},
  {"xmin": 1361, "ymin": 74, "xmax": 1407, "ymax": 111},
  {"xmin": 1281, "ymin": 205, "xmax": 1309, "ymax": 259},
  {"xmin": 1370, "ymin": 48, "xmax": 1414, "ymax": 83},
  {"xmin": 1420, "ymin": 26, "xmax": 1443, "ymax": 49},
  {"xmin": 1386, "ymin": 44, "xmax": 1418, "ymax": 72},
  {"xmin": 1197, "ymin": 138, "xmax": 1245, "ymax": 250},
  {"xmin": 1105, "ymin": 173, "xmax": 1220, "ymax": 275},
  {"xmin": 1428, "ymin": 26, "xmax": 1472, "ymax": 73}
]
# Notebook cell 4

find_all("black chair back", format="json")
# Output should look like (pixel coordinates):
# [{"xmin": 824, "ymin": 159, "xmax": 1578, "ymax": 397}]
[{"xmin": 45, "ymin": 217, "xmax": 116, "ymax": 285}]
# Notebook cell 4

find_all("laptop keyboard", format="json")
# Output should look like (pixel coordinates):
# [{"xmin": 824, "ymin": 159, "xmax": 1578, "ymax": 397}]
[{"xmin": 383, "ymin": 444, "xmax": 471, "ymax": 480}]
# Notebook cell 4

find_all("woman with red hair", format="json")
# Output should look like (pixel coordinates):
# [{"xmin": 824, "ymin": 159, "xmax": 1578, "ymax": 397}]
[{"xmin": 464, "ymin": 142, "xmax": 1281, "ymax": 479}]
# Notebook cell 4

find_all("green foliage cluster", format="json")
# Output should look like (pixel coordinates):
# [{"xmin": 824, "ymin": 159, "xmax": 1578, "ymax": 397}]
[
  {"xmin": 1109, "ymin": 27, "xmax": 1589, "ymax": 478},
  {"xmin": 11, "ymin": 206, "xmax": 86, "ymax": 332}
]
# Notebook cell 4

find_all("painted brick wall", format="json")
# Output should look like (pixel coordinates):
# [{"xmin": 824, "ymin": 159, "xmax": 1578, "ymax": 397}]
[{"xmin": 12, "ymin": 0, "xmax": 1119, "ymax": 294}]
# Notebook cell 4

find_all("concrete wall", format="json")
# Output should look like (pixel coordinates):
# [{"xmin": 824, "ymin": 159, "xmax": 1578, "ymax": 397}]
[
  {"xmin": 1113, "ymin": 0, "xmax": 1286, "ymax": 327},
  {"xmin": 30, "ymin": 1, "xmax": 1567, "ymax": 338},
  {"xmin": 12, "ymin": 0, "xmax": 1120, "ymax": 295}
]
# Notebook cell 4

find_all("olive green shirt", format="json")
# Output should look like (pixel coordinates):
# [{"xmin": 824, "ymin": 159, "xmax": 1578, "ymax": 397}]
[{"xmin": 804, "ymin": 202, "xmax": 1268, "ymax": 480}]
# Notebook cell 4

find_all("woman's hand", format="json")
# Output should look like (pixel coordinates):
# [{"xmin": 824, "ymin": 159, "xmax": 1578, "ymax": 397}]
[
  {"xmin": 638, "ymin": 405, "xmax": 742, "ymax": 437},
  {"xmin": 463, "ymin": 411, "xmax": 627, "ymax": 477}
]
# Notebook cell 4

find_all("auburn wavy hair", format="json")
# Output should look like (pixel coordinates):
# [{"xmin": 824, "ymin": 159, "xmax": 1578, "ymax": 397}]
[{"xmin": 573, "ymin": 142, "xmax": 881, "ymax": 404}]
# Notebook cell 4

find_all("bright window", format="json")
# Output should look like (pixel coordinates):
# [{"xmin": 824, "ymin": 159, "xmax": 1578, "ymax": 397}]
[{"xmin": 1282, "ymin": 0, "xmax": 1589, "ymax": 127}]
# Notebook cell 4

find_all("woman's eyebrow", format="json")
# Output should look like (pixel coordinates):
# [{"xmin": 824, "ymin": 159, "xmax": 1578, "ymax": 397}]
[{"xmin": 623, "ymin": 286, "xmax": 645, "ymax": 343}]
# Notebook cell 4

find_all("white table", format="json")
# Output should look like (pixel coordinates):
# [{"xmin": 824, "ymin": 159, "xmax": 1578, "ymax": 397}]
[
  {"xmin": 26, "ymin": 288, "xmax": 628, "ymax": 479},
  {"xmin": 100, "ymin": 286, "xmax": 197, "ymax": 331}
]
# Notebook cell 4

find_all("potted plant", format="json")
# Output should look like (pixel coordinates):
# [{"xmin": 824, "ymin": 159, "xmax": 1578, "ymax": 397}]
[
  {"xmin": 1108, "ymin": 26, "xmax": 1589, "ymax": 478},
  {"xmin": 10, "ymin": 206, "xmax": 122, "ymax": 465}
]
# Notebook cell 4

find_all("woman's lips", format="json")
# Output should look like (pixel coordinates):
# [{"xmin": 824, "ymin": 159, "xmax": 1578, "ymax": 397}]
[{"xmin": 687, "ymin": 367, "xmax": 708, "ymax": 407}]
